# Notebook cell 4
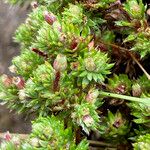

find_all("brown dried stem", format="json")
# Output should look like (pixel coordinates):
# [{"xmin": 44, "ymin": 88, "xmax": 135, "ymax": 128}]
[{"xmin": 99, "ymin": 40, "xmax": 150, "ymax": 80}]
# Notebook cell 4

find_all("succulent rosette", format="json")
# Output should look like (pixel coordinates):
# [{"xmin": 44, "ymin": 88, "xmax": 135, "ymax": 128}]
[{"xmin": 73, "ymin": 49, "xmax": 114, "ymax": 88}]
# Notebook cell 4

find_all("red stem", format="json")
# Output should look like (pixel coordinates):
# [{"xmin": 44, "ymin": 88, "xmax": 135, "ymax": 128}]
[
  {"xmin": 53, "ymin": 71, "xmax": 61, "ymax": 92},
  {"xmin": 32, "ymin": 48, "xmax": 48, "ymax": 59}
]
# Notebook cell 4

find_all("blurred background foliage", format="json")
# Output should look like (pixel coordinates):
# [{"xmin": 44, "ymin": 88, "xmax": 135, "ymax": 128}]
[{"xmin": 0, "ymin": 1, "xmax": 31, "ymax": 133}]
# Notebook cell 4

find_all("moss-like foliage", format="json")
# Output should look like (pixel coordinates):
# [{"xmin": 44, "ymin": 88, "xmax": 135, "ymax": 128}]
[{"xmin": 1, "ymin": 0, "xmax": 150, "ymax": 149}]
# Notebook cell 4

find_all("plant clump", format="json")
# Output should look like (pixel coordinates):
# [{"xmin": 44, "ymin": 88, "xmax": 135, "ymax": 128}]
[{"xmin": 1, "ymin": 0, "xmax": 150, "ymax": 149}]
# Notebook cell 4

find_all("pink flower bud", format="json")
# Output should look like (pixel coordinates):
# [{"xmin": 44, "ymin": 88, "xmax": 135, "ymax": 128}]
[
  {"xmin": 4, "ymin": 131, "xmax": 11, "ymax": 141},
  {"xmin": 53, "ymin": 54, "xmax": 67, "ymax": 71},
  {"xmin": 1, "ymin": 74, "xmax": 12, "ymax": 87},
  {"xmin": 82, "ymin": 115, "xmax": 94, "ymax": 127},
  {"xmin": 84, "ymin": 58, "xmax": 96, "ymax": 71},
  {"xmin": 12, "ymin": 77, "xmax": 25, "ymax": 89},
  {"xmin": 44, "ymin": 11, "xmax": 56, "ymax": 25},
  {"xmin": 86, "ymin": 89, "xmax": 99, "ymax": 103},
  {"xmin": 88, "ymin": 40, "xmax": 94, "ymax": 50},
  {"xmin": 115, "ymin": 84, "xmax": 126, "ymax": 94},
  {"xmin": 113, "ymin": 118, "xmax": 122, "ymax": 128}
]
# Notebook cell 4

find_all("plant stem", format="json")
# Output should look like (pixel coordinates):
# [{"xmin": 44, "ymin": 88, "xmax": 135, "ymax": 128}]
[
  {"xmin": 99, "ymin": 40, "xmax": 150, "ymax": 80},
  {"xmin": 88, "ymin": 140, "xmax": 117, "ymax": 148},
  {"xmin": 128, "ymin": 52, "xmax": 150, "ymax": 80},
  {"xmin": 99, "ymin": 91, "xmax": 150, "ymax": 105}
]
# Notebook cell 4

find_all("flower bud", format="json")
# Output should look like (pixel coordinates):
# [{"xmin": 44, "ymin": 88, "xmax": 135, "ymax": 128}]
[
  {"xmin": 1, "ymin": 74, "xmax": 12, "ymax": 87},
  {"xmin": 4, "ymin": 131, "xmax": 11, "ymax": 141},
  {"xmin": 84, "ymin": 58, "xmax": 96, "ymax": 71},
  {"xmin": 132, "ymin": 83, "xmax": 142, "ymax": 97},
  {"xmin": 131, "ymin": 4, "xmax": 140, "ymax": 14},
  {"xmin": 53, "ymin": 54, "xmax": 67, "ymax": 71},
  {"xmin": 11, "ymin": 136, "xmax": 20, "ymax": 146},
  {"xmin": 30, "ymin": 138, "xmax": 39, "ymax": 147},
  {"xmin": 31, "ymin": 1, "xmax": 38, "ymax": 9},
  {"xmin": 88, "ymin": 40, "xmax": 94, "ymax": 50},
  {"xmin": 53, "ymin": 21, "xmax": 62, "ymax": 32},
  {"xmin": 70, "ymin": 62, "xmax": 79, "ymax": 70},
  {"xmin": 70, "ymin": 38, "xmax": 78, "ymax": 50},
  {"xmin": 147, "ymin": 9, "xmax": 150, "ymax": 16},
  {"xmin": 82, "ymin": 114, "xmax": 94, "ymax": 127},
  {"xmin": 9, "ymin": 65, "xmax": 17, "ymax": 73},
  {"xmin": 12, "ymin": 77, "xmax": 25, "ymax": 89},
  {"xmin": 59, "ymin": 33, "xmax": 66, "ymax": 43},
  {"xmin": 86, "ymin": 89, "xmax": 99, "ymax": 104},
  {"xmin": 115, "ymin": 84, "xmax": 126, "ymax": 94},
  {"xmin": 113, "ymin": 118, "xmax": 122, "ymax": 128},
  {"xmin": 18, "ymin": 89, "xmax": 26, "ymax": 100},
  {"xmin": 44, "ymin": 11, "xmax": 56, "ymax": 25}
]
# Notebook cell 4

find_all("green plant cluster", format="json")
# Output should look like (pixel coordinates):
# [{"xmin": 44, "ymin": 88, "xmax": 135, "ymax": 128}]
[
  {"xmin": 1, "ymin": 0, "xmax": 150, "ymax": 149},
  {"xmin": 0, "ymin": 116, "xmax": 88, "ymax": 150}
]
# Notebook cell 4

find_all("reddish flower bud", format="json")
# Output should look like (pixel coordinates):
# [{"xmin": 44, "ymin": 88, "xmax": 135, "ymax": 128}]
[
  {"xmin": 115, "ymin": 84, "xmax": 126, "ymax": 94},
  {"xmin": 70, "ymin": 62, "xmax": 79, "ymax": 70},
  {"xmin": 82, "ymin": 114, "xmax": 94, "ymax": 127},
  {"xmin": 84, "ymin": 57, "xmax": 96, "ymax": 71},
  {"xmin": 4, "ymin": 131, "xmax": 11, "ymax": 141},
  {"xmin": 113, "ymin": 118, "xmax": 122, "ymax": 128},
  {"xmin": 1, "ymin": 74, "xmax": 12, "ymax": 87},
  {"xmin": 31, "ymin": 1, "xmax": 38, "ymax": 9},
  {"xmin": 88, "ymin": 40, "xmax": 94, "ymax": 50},
  {"xmin": 97, "ymin": 43, "xmax": 108, "ymax": 52},
  {"xmin": 12, "ymin": 77, "xmax": 25, "ymax": 89},
  {"xmin": 70, "ymin": 38, "xmax": 78, "ymax": 50},
  {"xmin": 44, "ymin": 11, "xmax": 56, "ymax": 25},
  {"xmin": 53, "ymin": 54, "xmax": 67, "ymax": 71}
]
